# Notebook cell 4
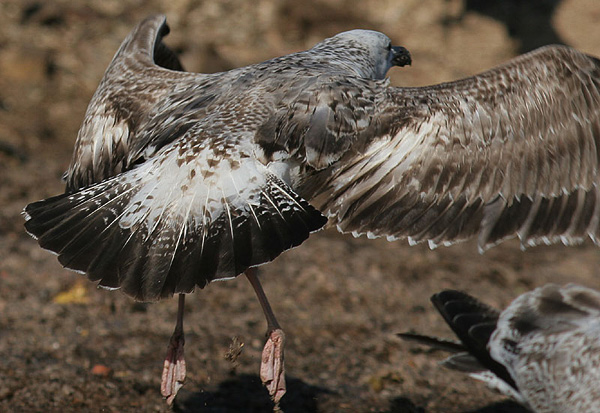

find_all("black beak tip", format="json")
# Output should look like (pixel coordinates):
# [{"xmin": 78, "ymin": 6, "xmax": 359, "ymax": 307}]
[{"xmin": 392, "ymin": 46, "xmax": 411, "ymax": 67}]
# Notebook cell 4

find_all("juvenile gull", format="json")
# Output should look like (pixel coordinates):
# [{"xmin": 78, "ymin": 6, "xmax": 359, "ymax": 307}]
[
  {"xmin": 399, "ymin": 285, "xmax": 600, "ymax": 412},
  {"xmin": 23, "ymin": 15, "xmax": 600, "ymax": 404}
]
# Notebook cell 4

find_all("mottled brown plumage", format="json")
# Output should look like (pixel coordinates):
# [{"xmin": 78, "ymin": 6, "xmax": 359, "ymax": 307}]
[
  {"xmin": 25, "ymin": 16, "xmax": 600, "ymax": 300},
  {"xmin": 400, "ymin": 285, "xmax": 600, "ymax": 412},
  {"xmin": 22, "ymin": 14, "xmax": 600, "ymax": 405}
]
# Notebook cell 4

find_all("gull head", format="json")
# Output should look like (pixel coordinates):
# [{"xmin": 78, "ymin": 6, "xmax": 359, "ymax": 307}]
[{"xmin": 312, "ymin": 29, "xmax": 411, "ymax": 80}]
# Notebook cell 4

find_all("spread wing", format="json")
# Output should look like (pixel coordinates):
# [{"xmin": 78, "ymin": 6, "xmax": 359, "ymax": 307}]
[
  {"xmin": 304, "ymin": 45, "xmax": 600, "ymax": 251},
  {"xmin": 64, "ymin": 15, "xmax": 230, "ymax": 192}
]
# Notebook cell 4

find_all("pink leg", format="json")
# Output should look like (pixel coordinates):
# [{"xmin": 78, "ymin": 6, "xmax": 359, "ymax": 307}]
[
  {"xmin": 161, "ymin": 293, "xmax": 186, "ymax": 405},
  {"xmin": 245, "ymin": 268, "xmax": 286, "ymax": 405}
]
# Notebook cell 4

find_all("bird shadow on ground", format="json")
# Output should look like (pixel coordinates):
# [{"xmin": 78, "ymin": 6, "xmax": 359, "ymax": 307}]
[
  {"xmin": 172, "ymin": 373, "xmax": 332, "ymax": 413},
  {"xmin": 466, "ymin": 400, "xmax": 530, "ymax": 413},
  {"xmin": 387, "ymin": 397, "xmax": 529, "ymax": 413},
  {"xmin": 387, "ymin": 397, "xmax": 426, "ymax": 413}
]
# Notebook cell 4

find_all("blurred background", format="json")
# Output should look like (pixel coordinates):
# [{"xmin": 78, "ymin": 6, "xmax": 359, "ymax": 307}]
[{"xmin": 1, "ymin": 0, "xmax": 600, "ymax": 412}]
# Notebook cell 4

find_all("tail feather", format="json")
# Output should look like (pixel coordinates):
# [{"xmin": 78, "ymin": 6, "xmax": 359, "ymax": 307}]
[
  {"xmin": 164, "ymin": 228, "xmax": 207, "ymax": 296},
  {"xmin": 86, "ymin": 226, "xmax": 133, "ymax": 285},
  {"xmin": 55, "ymin": 210, "xmax": 124, "ymax": 268},
  {"xmin": 26, "ymin": 198, "xmax": 98, "ymax": 246},
  {"xmin": 163, "ymin": 174, "xmax": 321, "ymax": 298},
  {"xmin": 24, "ymin": 168, "xmax": 326, "ymax": 302}
]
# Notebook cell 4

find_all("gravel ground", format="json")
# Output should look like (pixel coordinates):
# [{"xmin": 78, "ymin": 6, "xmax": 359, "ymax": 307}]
[{"xmin": 1, "ymin": 0, "xmax": 600, "ymax": 412}]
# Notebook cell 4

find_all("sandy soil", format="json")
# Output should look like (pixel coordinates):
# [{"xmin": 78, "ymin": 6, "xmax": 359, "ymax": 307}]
[{"xmin": 1, "ymin": 0, "xmax": 600, "ymax": 412}]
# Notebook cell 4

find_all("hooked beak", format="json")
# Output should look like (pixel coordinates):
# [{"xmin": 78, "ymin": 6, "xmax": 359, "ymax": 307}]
[{"xmin": 391, "ymin": 46, "xmax": 411, "ymax": 67}]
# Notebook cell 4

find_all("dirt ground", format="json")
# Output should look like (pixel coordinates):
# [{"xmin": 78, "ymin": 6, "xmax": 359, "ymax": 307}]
[{"xmin": 2, "ymin": 0, "xmax": 600, "ymax": 412}]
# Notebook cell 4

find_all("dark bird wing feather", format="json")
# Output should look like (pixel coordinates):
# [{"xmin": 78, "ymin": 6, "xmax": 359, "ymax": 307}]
[{"xmin": 26, "ymin": 126, "xmax": 326, "ymax": 301}]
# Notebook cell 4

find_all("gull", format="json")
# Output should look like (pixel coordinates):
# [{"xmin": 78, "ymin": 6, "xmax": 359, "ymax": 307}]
[
  {"xmin": 23, "ymin": 14, "xmax": 600, "ymax": 405},
  {"xmin": 399, "ymin": 284, "xmax": 600, "ymax": 412}
]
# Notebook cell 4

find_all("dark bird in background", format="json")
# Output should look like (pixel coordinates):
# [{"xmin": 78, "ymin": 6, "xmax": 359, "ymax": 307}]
[
  {"xmin": 399, "ymin": 284, "xmax": 600, "ymax": 412},
  {"xmin": 24, "ymin": 14, "xmax": 600, "ymax": 405}
]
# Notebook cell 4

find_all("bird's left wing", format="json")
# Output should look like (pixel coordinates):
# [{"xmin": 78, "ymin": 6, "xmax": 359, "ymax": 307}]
[
  {"xmin": 64, "ymin": 15, "xmax": 230, "ymax": 192},
  {"xmin": 306, "ymin": 45, "xmax": 600, "ymax": 251}
]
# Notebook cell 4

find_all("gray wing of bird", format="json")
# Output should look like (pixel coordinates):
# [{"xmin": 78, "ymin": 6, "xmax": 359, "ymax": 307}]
[
  {"xmin": 303, "ymin": 45, "xmax": 600, "ymax": 252},
  {"xmin": 64, "ymin": 15, "xmax": 235, "ymax": 192}
]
